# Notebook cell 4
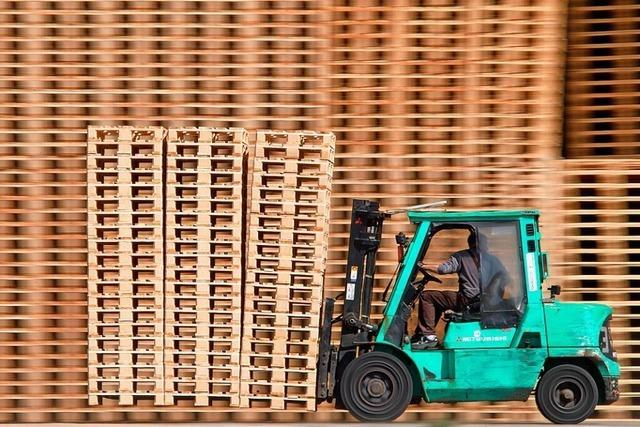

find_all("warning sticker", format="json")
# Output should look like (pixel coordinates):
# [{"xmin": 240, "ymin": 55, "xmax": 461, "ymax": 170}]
[
  {"xmin": 350, "ymin": 266, "xmax": 358, "ymax": 282},
  {"xmin": 346, "ymin": 282, "xmax": 355, "ymax": 301},
  {"xmin": 526, "ymin": 252, "xmax": 537, "ymax": 292}
]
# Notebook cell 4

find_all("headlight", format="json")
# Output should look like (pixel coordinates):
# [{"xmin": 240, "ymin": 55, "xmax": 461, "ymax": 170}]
[{"xmin": 599, "ymin": 316, "xmax": 617, "ymax": 360}]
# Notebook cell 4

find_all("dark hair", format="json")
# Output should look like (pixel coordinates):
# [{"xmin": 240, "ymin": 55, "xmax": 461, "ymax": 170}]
[
  {"xmin": 469, "ymin": 231, "xmax": 488, "ymax": 251},
  {"xmin": 467, "ymin": 232, "xmax": 476, "ymax": 248}
]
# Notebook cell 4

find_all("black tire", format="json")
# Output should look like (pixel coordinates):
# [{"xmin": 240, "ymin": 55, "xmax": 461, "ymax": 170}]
[
  {"xmin": 340, "ymin": 351, "xmax": 413, "ymax": 422},
  {"xmin": 535, "ymin": 364, "xmax": 599, "ymax": 424}
]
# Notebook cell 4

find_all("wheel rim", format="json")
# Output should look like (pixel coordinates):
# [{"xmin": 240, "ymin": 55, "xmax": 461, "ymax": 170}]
[
  {"xmin": 552, "ymin": 378, "xmax": 585, "ymax": 412},
  {"xmin": 352, "ymin": 362, "xmax": 400, "ymax": 415}
]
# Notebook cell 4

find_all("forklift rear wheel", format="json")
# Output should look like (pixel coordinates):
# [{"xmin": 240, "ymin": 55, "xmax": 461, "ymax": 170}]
[
  {"xmin": 340, "ymin": 351, "xmax": 412, "ymax": 422},
  {"xmin": 535, "ymin": 364, "xmax": 598, "ymax": 424}
]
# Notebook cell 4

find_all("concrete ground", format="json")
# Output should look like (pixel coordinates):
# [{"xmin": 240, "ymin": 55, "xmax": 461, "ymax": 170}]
[{"xmin": 3, "ymin": 423, "xmax": 636, "ymax": 427}]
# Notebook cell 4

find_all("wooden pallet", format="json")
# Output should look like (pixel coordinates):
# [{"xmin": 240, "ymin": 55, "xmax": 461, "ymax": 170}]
[
  {"xmin": 240, "ymin": 130, "xmax": 335, "ymax": 410},
  {"xmin": 87, "ymin": 126, "xmax": 165, "ymax": 406},
  {"xmin": 164, "ymin": 127, "xmax": 247, "ymax": 407}
]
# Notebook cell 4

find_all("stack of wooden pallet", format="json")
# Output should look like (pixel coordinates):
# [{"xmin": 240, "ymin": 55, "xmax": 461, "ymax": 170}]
[
  {"xmin": 86, "ymin": 127, "xmax": 335, "ymax": 411},
  {"xmin": 87, "ymin": 126, "xmax": 165, "ymax": 406},
  {"xmin": 241, "ymin": 130, "xmax": 335, "ymax": 410},
  {"xmin": 164, "ymin": 127, "xmax": 246, "ymax": 407}
]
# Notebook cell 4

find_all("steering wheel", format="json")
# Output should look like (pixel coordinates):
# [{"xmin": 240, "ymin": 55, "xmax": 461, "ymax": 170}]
[{"xmin": 416, "ymin": 264, "xmax": 443, "ymax": 285}]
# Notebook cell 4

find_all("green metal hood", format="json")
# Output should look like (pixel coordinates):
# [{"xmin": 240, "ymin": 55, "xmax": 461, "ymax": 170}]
[{"xmin": 544, "ymin": 301, "xmax": 612, "ymax": 348}]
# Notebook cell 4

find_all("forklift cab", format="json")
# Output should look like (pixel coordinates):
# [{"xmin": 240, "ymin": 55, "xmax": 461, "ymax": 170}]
[
  {"xmin": 416, "ymin": 221, "xmax": 528, "ymax": 340},
  {"xmin": 364, "ymin": 209, "xmax": 552, "ymax": 406},
  {"xmin": 381, "ymin": 214, "xmax": 536, "ymax": 350}
]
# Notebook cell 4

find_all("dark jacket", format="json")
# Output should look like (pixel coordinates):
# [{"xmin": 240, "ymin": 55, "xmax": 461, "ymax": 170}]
[
  {"xmin": 437, "ymin": 248, "xmax": 511, "ymax": 302},
  {"xmin": 437, "ymin": 249, "xmax": 480, "ymax": 299}
]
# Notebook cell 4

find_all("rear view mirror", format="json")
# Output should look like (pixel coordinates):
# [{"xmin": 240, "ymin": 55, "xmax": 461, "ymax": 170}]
[
  {"xmin": 548, "ymin": 284, "xmax": 561, "ymax": 298},
  {"xmin": 395, "ymin": 232, "xmax": 408, "ymax": 262}
]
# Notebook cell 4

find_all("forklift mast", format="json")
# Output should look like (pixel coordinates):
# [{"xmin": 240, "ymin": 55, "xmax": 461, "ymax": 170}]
[
  {"xmin": 339, "ymin": 200, "xmax": 386, "ymax": 356},
  {"xmin": 316, "ymin": 199, "xmax": 386, "ymax": 400}
]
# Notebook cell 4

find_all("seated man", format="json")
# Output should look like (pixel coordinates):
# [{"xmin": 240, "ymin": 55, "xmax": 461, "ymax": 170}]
[{"xmin": 411, "ymin": 233, "xmax": 481, "ymax": 350}]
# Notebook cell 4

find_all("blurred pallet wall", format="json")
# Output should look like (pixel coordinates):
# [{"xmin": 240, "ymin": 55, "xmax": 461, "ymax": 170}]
[
  {"xmin": 0, "ymin": 0, "xmax": 636, "ymax": 423},
  {"xmin": 556, "ymin": 160, "xmax": 640, "ymax": 421},
  {"xmin": 561, "ymin": 0, "xmax": 640, "ymax": 419},
  {"xmin": 565, "ymin": 0, "xmax": 640, "ymax": 158},
  {"xmin": 326, "ymin": 1, "xmax": 564, "ymax": 422}
]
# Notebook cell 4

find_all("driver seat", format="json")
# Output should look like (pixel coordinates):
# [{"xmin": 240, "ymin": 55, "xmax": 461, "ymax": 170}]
[{"xmin": 443, "ymin": 296, "xmax": 481, "ymax": 322}]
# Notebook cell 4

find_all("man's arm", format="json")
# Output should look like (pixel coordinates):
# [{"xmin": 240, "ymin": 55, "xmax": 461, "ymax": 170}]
[{"xmin": 419, "ymin": 256, "xmax": 460, "ymax": 275}]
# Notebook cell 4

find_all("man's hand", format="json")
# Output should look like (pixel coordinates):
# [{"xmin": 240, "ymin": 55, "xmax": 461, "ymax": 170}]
[{"xmin": 418, "ymin": 261, "xmax": 440, "ymax": 274}]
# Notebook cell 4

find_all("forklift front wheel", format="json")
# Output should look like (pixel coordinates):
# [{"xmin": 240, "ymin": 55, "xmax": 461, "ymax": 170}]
[
  {"xmin": 340, "ymin": 351, "xmax": 412, "ymax": 422},
  {"xmin": 535, "ymin": 364, "xmax": 599, "ymax": 424}
]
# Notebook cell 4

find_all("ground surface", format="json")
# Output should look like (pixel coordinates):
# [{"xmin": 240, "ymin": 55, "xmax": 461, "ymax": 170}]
[{"xmin": 4, "ymin": 423, "xmax": 636, "ymax": 426}]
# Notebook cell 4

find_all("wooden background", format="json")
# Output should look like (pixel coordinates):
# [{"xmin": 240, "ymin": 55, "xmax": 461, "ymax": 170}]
[{"xmin": 0, "ymin": 0, "xmax": 637, "ymax": 422}]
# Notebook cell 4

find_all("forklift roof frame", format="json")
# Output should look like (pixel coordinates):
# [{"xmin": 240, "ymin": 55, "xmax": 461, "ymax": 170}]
[{"xmin": 407, "ymin": 209, "xmax": 540, "ymax": 223}]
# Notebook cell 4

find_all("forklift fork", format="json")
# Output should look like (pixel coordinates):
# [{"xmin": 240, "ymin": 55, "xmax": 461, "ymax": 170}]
[{"xmin": 317, "ymin": 296, "xmax": 338, "ymax": 400}]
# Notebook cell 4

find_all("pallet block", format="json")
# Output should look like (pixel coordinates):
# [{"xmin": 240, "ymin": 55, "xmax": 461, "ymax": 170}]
[{"xmin": 164, "ymin": 127, "xmax": 247, "ymax": 407}]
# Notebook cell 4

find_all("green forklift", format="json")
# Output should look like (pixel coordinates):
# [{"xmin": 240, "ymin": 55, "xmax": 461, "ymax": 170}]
[{"xmin": 317, "ymin": 199, "xmax": 620, "ymax": 423}]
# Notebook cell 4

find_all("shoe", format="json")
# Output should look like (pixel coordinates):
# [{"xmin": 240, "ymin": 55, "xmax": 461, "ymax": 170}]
[
  {"xmin": 409, "ymin": 333, "xmax": 434, "ymax": 343},
  {"xmin": 411, "ymin": 335, "xmax": 439, "ymax": 350}
]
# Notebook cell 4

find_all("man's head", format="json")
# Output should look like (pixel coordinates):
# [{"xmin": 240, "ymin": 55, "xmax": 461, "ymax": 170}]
[
  {"xmin": 468, "ymin": 232, "xmax": 488, "ymax": 252},
  {"xmin": 467, "ymin": 232, "xmax": 476, "ymax": 250}
]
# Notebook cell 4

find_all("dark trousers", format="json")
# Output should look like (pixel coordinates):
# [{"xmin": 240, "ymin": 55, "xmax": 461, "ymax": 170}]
[{"xmin": 415, "ymin": 290, "xmax": 469, "ymax": 336}]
